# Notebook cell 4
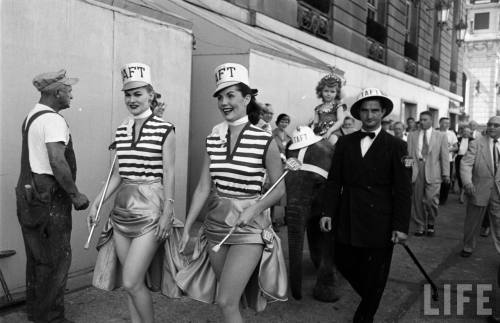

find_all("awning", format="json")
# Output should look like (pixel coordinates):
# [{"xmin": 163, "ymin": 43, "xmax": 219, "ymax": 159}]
[{"xmin": 148, "ymin": 0, "xmax": 343, "ymax": 74}]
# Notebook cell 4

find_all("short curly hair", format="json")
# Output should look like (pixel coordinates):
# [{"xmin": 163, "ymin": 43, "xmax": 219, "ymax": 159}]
[{"xmin": 315, "ymin": 75, "xmax": 342, "ymax": 100}]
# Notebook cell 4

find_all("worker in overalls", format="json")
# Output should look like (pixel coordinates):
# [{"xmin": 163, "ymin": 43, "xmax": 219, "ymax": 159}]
[{"xmin": 15, "ymin": 69, "xmax": 89, "ymax": 323}]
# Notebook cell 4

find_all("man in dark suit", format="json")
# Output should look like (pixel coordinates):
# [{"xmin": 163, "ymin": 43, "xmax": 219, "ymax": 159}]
[{"xmin": 320, "ymin": 88, "xmax": 412, "ymax": 323}]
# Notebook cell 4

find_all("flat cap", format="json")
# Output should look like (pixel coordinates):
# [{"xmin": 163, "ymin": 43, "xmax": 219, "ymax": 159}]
[{"xmin": 32, "ymin": 69, "xmax": 78, "ymax": 92}]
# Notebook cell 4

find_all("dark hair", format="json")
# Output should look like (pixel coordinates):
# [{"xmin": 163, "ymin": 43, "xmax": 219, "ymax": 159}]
[
  {"xmin": 439, "ymin": 117, "xmax": 449, "ymax": 123},
  {"xmin": 233, "ymin": 83, "xmax": 260, "ymax": 125},
  {"xmin": 315, "ymin": 77, "xmax": 342, "ymax": 101},
  {"xmin": 420, "ymin": 111, "xmax": 433, "ymax": 118},
  {"xmin": 275, "ymin": 113, "xmax": 290, "ymax": 125}
]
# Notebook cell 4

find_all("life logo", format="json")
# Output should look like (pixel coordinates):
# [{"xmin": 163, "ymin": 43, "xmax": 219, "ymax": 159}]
[{"xmin": 422, "ymin": 281, "xmax": 496, "ymax": 317}]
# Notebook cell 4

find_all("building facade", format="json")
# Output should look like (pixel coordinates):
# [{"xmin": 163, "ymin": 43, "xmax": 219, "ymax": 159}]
[
  {"xmin": 464, "ymin": 0, "xmax": 500, "ymax": 124},
  {"xmin": 154, "ymin": 0, "xmax": 467, "ymax": 196},
  {"xmin": 223, "ymin": 0, "xmax": 468, "ymax": 127}
]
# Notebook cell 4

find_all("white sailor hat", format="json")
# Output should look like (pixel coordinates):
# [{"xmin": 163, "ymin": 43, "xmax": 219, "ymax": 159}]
[
  {"xmin": 213, "ymin": 63, "xmax": 250, "ymax": 97},
  {"xmin": 350, "ymin": 88, "xmax": 393, "ymax": 120},
  {"xmin": 121, "ymin": 62, "xmax": 152, "ymax": 91},
  {"xmin": 288, "ymin": 126, "xmax": 323, "ymax": 150}
]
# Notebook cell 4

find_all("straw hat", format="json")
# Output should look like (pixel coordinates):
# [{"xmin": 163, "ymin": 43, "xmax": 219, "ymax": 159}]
[{"xmin": 288, "ymin": 126, "xmax": 323, "ymax": 150}]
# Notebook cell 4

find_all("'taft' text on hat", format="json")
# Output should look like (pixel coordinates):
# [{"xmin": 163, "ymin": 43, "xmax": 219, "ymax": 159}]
[
  {"xmin": 349, "ymin": 88, "xmax": 393, "ymax": 120},
  {"xmin": 288, "ymin": 126, "xmax": 323, "ymax": 150},
  {"xmin": 32, "ymin": 69, "xmax": 78, "ymax": 92},
  {"xmin": 213, "ymin": 63, "xmax": 250, "ymax": 97},
  {"xmin": 121, "ymin": 62, "xmax": 152, "ymax": 91}
]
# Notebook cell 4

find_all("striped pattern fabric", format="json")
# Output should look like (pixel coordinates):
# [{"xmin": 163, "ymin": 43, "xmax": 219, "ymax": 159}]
[
  {"xmin": 207, "ymin": 123, "xmax": 272, "ymax": 196},
  {"xmin": 115, "ymin": 115, "xmax": 174, "ymax": 180}
]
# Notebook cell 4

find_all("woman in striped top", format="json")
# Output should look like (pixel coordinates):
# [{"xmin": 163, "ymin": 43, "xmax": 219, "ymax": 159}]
[
  {"xmin": 87, "ymin": 63, "xmax": 176, "ymax": 323},
  {"xmin": 178, "ymin": 63, "xmax": 287, "ymax": 322}
]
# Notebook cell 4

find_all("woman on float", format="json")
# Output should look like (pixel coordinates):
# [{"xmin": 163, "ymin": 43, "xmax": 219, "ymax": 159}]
[
  {"xmin": 87, "ymin": 63, "xmax": 176, "ymax": 323},
  {"xmin": 178, "ymin": 63, "xmax": 287, "ymax": 323}
]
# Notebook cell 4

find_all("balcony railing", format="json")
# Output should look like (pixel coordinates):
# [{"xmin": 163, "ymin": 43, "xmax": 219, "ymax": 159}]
[
  {"xmin": 404, "ymin": 58, "xmax": 418, "ymax": 77},
  {"xmin": 431, "ymin": 72, "xmax": 440, "ymax": 86},
  {"xmin": 297, "ymin": 1, "xmax": 330, "ymax": 40},
  {"xmin": 367, "ymin": 38, "xmax": 386, "ymax": 63}
]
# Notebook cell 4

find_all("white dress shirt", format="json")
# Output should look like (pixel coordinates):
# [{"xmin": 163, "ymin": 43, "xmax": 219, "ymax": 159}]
[
  {"xmin": 418, "ymin": 128, "xmax": 433, "ymax": 159},
  {"xmin": 360, "ymin": 126, "xmax": 382, "ymax": 157},
  {"xmin": 489, "ymin": 137, "xmax": 500, "ymax": 169}
]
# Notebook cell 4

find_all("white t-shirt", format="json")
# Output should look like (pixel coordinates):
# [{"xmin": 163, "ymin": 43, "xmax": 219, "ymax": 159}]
[{"xmin": 26, "ymin": 104, "xmax": 70, "ymax": 175}]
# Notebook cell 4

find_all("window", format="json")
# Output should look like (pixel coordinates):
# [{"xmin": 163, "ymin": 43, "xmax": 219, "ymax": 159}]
[
  {"xmin": 301, "ymin": 0, "xmax": 331, "ymax": 14},
  {"xmin": 405, "ymin": 0, "xmax": 419, "ymax": 44},
  {"xmin": 474, "ymin": 12, "xmax": 490, "ymax": 30},
  {"xmin": 368, "ymin": 0, "xmax": 377, "ymax": 21},
  {"xmin": 367, "ymin": 0, "xmax": 387, "ymax": 24}
]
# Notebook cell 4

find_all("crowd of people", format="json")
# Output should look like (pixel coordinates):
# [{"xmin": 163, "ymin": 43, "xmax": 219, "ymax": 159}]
[{"xmin": 14, "ymin": 63, "xmax": 500, "ymax": 323}]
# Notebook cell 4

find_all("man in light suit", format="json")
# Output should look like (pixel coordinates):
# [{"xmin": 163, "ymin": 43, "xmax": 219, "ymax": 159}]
[
  {"xmin": 407, "ymin": 111, "xmax": 449, "ymax": 236},
  {"xmin": 460, "ymin": 116, "xmax": 500, "ymax": 257},
  {"xmin": 460, "ymin": 116, "xmax": 500, "ymax": 322}
]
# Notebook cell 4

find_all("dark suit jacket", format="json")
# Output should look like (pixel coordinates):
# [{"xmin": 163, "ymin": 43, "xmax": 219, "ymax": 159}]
[{"xmin": 323, "ymin": 130, "xmax": 412, "ymax": 248}]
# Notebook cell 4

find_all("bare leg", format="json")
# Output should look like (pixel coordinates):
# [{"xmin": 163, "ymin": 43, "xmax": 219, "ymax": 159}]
[
  {"xmin": 115, "ymin": 231, "xmax": 160, "ymax": 323},
  {"xmin": 207, "ymin": 242, "xmax": 229, "ymax": 280},
  {"xmin": 215, "ymin": 244, "xmax": 263, "ymax": 323},
  {"xmin": 114, "ymin": 232, "xmax": 141, "ymax": 323}
]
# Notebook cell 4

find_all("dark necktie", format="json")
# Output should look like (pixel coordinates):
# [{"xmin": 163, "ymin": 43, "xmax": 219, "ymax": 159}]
[
  {"xmin": 494, "ymin": 139, "xmax": 498, "ymax": 174},
  {"xmin": 422, "ymin": 131, "xmax": 429, "ymax": 158},
  {"xmin": 359, "ymin": 132, "xmax": 375, "ymax": 139}
]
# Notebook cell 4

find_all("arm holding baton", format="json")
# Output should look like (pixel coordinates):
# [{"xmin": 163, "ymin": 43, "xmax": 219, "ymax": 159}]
[
  {"xmin": 212, "ymin": 157, "xmax": 302, "ymax": 253},
  {"xmin": 84, "ymin": 143, "xmax": 121, "ymax": 250}
]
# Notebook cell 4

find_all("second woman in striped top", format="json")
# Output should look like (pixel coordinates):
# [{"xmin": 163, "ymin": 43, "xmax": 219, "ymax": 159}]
[{"xmin": 178, "ymin": 63, "xmax": 287, "ymax": 323}]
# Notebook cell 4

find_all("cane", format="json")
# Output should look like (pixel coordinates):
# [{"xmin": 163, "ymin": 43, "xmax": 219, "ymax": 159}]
[
  {"xmin": 402, "ymin": 243, "xmax": 439, "ymax": 301},
  {"xmin": 84, "ymin": 143, "xmax": 117, "ymax": 250},
  {"xmin": 212, "ymin": 158, "xmax": 302, "ymax": 252}
]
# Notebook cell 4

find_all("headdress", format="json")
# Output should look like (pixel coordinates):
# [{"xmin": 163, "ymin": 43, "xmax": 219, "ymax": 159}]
[{"xmin": 320, "ymin": 65, "xmax": 346, "ymax": 87}]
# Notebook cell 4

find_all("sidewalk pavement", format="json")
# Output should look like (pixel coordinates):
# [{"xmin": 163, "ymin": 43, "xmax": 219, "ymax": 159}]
[{"xmin": 1, "ymin": 193, "xmax": 499, "ymax": 322}]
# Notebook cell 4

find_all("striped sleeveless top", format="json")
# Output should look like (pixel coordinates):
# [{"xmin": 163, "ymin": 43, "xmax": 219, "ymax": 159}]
[
  {"xmin": 115, "ymin": 115, "xmax": 174, "ymax": 180},
  {"xmin": 206, "ymin": 123, "xmax": 273, "ymax": 196}
]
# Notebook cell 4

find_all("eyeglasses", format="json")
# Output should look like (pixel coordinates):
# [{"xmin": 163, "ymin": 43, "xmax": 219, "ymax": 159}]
[{"xmin": 487, "ymin": 123, "xmax": 500, "ymax": 128}]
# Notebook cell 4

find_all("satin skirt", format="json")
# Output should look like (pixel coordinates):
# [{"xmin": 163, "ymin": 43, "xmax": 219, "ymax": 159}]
[
  {"xmin": 176, "ymin": 193, "xmax": 288, "ymax": 312},
  {"xmin": 111, "ymin": 179, "xmax": 163, "ymax": 238},
  {"xmin": 204, "ymin": 194, "xmax": 271, "ymax": 244}
]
